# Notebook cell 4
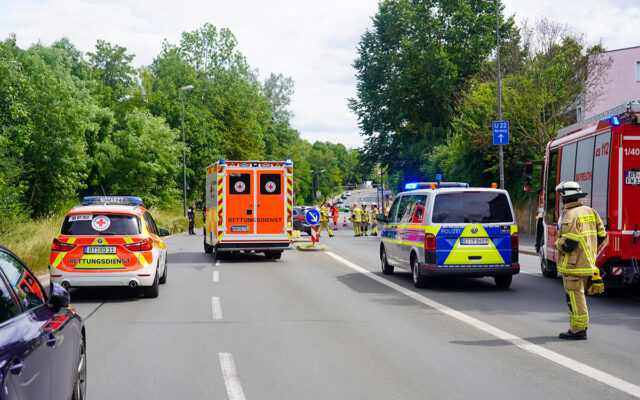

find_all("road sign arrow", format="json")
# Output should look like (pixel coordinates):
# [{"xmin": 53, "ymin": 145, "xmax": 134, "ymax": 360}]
[{"xmin": 499, "ymin": 134, "xmax": 504, "ymax": 143}]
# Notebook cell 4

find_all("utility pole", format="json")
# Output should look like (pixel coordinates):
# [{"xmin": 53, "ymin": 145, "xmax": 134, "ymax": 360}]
[
  {"xmin": 495, "ymin": 0, "xmax": 504, "ymax": 189},
  {"xmin": 180, "ymin": 85, "xmax": 194, "ymax": 216}
]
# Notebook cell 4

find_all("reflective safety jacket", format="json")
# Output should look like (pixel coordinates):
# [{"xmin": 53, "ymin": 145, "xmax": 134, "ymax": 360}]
[
  {"xmin": 362, "ymin": 209, "xmax": 370, "ymax": 224},
  {"xmin": 555, "ymin": 201, "xmax": 606, "ymax": 276},
  {"xmin": 351, "ymin": 206, "xmax": 363, "ymax": 222},
  {"xmin": 320, "ymin": 205, "xmax": 329, "ymax": 222},
  {"xmin": 371, "ymin": 208, "xmax": 378, "ymax": 222}
]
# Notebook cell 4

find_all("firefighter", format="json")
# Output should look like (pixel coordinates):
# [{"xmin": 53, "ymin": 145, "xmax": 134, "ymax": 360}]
[
  {"xmin": 332, "ymin": 203, "xmax": 340, "ymax": 230},
  {"xmin": 370, "ymin": 204, "xmax": 379, "ymax": 236},
  {"xmin": 350, "ymin": 203, "xmax": 362, "ymax": 237},
  {"xmin": 361, "ymin": 202, "xmax": 370, "ymax": 236},
  {"xmin": 188, "ymin": 203, "xmax": 196, "ymax": 235},
  {"xmin": 554, "ymin": 181, "xmax": 607, "ymax": 340},
  {"xmin": 317, "ymin": 201, "xmax": 334, "ymax": 239}
]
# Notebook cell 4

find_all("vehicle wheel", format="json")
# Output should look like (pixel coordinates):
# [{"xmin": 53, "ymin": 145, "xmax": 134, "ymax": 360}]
[
  {"xmin": 272, "ymin": 251, "xmax": 282, "ymax": 260},
  {"xmin": 380, "ymin": 245, "xmax": 394, "ymax": 275},
  {"xmin": 204, "ymin": 240, "xmax": 214, "ymax": 254},
  {"xmin": 72, "ymin": 335, "xmax": 87, "ymax": 400},
  {"xmin": 494, "ymin": 275, "xmax": 513, "ymax": 288},
  {"xmin": 411, "ymin": 253, "xmax": 427, "ymax": 288},
  {"xmin": 144, "ymin": 267, "xmax": 160, "ymax": 298},
  {"xmin": 540, "ymin": 249, "xmax": 558, "ymax": 279},
  {"xmin": 264, "ymin": 251, "xmax": 274, "ymax": 259},
  {"xmin": 159, "ymin": 258, "xmax": 167, "ymax": 284}
]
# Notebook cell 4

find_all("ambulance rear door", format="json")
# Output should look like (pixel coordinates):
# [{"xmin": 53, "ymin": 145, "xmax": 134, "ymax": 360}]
[
  {"xmin": 226, "ymin": 169, "xmax": 255, "ymax": 235},
  {"xmin": 256, "ymin": 169, "xmax": 286, "ymax": 235}
]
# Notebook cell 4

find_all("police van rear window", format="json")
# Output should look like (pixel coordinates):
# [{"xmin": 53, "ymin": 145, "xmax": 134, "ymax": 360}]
[
  {"xmin": 61, "ymin": 214, "xmax": 141, "ymax": 235},
  {"xmin": 432, "ymin": 192, "xmax": 513, "ymax": 223}
]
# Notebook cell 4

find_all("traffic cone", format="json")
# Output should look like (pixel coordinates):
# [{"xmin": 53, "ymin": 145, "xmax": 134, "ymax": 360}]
[
  {"xmin": 343, "ymin": 217, "xmax": 347, "ymax": 227},
  {"xmin": 310, "ymin": 227, "xmax": 317, "ymax": 245}
]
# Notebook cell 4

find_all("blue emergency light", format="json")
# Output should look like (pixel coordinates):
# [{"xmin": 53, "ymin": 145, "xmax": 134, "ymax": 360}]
[
  {"xmin": 404, "ymin": 183, "xmax": 419, "ymax": 190},
  {"xmin": 435, "ymin": 174, "xmax": 442, "ymax": 181},
  {"xmin": 285, "ymin": 159, "xmax": 293, "ymax": 165},
  {"xmin": 600, "ymin": 115, "xmax": 621, "ymax": 127},
  {"xmin": 81, "ymin": 196, "xmax": 143, "ymax": 205},
  {"xmin": 219, "ymin": 159, "xmax": 226, "ymax": 164}
]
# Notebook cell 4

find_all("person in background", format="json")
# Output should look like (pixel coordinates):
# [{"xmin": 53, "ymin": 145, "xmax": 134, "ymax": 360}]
[
  {"xmin": 188, "ymin": 203, "xmax": 196, "ymax": 235},
  {"xmin": 331, "ymin": 203, "xmax": 340, "ymax": 230},
  {"xmin": 350, "ymin": 203, "xmax": 362, "ymax": 237},
  {"xmin": 361, "ymin": 202, "xmax": 370, "ymax": 236},
  {"xmin": 317, "ymin": 201, "xmax": 334, "ymax": 240},
  {"xmin": 370, "ymin": 204, "xmax": 379, "ymax": 236}
]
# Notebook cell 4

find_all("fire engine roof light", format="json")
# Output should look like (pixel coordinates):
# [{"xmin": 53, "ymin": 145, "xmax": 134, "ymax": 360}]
[
  {"xmin": 285, "ymin": 159, "xmax": 293, "ymax": 165},
  {"xmin": 404, "ymin": 183, "xmax": 419, "ymax": 190},
  {"xmin": 219, "ymin": 159, "xmax": 225, "ymax": 164},
  {"xmin": 81, "ymin": 196, "xmax": 143, "ymax": 206},
  {"xmin": 611, "ymin": 115, "xmax": 620, "ymax": 126}
]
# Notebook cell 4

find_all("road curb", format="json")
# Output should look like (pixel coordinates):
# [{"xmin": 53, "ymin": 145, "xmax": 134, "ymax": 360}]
[{"xmin": 520, "ymin": 249, "xmax": 537, "ymax": 257}]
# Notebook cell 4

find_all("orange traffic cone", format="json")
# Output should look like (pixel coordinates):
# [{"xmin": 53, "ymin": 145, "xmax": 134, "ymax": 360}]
[{"xmin": 343, "ymin": 217, "xmax": 347, "ymax": 227}]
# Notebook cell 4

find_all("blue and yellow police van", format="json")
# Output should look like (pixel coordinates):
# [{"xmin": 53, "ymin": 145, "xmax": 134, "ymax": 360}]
[{"xmin": 379, "ymin": 184, "xmax": 519, "ymax": 288}]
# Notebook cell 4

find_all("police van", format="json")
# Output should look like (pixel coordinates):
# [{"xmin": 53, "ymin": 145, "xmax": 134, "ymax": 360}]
[{"xmin": 379, "ymin": 185, "xmax": 519, "ymax": 288}]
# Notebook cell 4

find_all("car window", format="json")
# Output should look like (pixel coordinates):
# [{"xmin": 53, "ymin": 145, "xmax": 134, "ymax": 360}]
[
  {"xmin": 397, "ymin": 196, "xmax": 417, "ymax": 223},
  {"xmin": 400, "ymin": 195, "xmax": 428, "ymax": 223},
  {"xmin": 0, "ymin": 275, "xmax": 20, "ymax": 323},
  {"xmin": 0, "ymin": 251, "xmax": 46, "ymax": 311},
  {"xmin": 144, "ymin": 212, "xmax": 159, "ymax": 235},
  {"xmin": 388, "ymin": 197, "xmax": 402, "ymax": 222},
  {"xmin": 61, "ymin": 213, "xmax": 141, "ymax": 235},
  {"xmin": 432, "ymin": 192, "xmax": 513, "ymax": 223}
]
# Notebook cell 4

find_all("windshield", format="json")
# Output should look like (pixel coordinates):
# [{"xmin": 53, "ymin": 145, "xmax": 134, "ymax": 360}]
[
  {"xmin": 432, "ymin": 192, "xmax": 513, "ymax": 223},
  {"xmin": 61, "ymin": 214, "xmax": 141, "ymax": 235}
]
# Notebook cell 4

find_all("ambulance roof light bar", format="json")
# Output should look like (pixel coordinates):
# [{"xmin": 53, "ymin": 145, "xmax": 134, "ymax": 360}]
[{"xmin": 81, "ymin": 196, "xmax": 143, "ymax": 206}]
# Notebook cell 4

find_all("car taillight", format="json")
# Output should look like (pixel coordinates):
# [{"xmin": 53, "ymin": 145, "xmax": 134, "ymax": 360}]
[
  {"xmin": 425, "ymin": 234, "xmax": 437, "ymax": 251},
  {"xmin": 296, "ymin": 216, "xmax": 305, "ymax": 221},
  {"xmin": 123, "ymin": 238, "xmax": 153, "ymax": 252},
  {"xmin": 52, "ymin": 238, "xmax": 76, "ymax": 252},
  {"xmin": 511, "ymin": 232, "xmax": 519, "ymax": 249}
]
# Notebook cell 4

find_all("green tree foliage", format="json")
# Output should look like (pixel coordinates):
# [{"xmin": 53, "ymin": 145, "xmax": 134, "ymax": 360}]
[
  {"xmin": 87, "ymin": 40, "xmax": 136, "ymax": 105},
  {"xmin": 350, "ymin": 0, "xmax": 514, "ymax": 186}
]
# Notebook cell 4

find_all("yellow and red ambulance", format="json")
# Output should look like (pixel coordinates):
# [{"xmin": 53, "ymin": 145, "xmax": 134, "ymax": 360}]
[
  {"xmin": 204, "ymin": 160, "xmax": 294, "ymax": 259},
  {"xmin": 49, "ymin": 196, "xmax": 169, "ymax": 297}
]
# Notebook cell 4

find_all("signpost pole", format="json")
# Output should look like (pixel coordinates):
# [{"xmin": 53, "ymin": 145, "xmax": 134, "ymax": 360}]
[{"xmin": 495, "ymin": 0, "xmax": 504, "ymax": 189}]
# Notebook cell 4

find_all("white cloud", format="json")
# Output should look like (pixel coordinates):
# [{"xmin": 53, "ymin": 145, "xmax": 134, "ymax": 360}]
[{"xmin": 1, "ymin": 0, "xmax": 638, "ymax": 150}]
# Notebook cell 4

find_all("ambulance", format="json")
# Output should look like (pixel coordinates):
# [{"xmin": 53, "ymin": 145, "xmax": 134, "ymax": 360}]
[
  {"xmin": 204, "ymin": 160, "xmax": 294, "ymax": 259},
  {"xmin": 379, "ymin": 185, "xmax": 519, "ymax": 288},
  {"xmin": 49, "ymin": 196, "xmax": 169, "ymax": 298}
]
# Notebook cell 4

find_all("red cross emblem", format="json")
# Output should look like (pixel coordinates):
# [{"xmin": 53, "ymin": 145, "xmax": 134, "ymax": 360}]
[
  {"xmin": 265, "ymin": 181, "xmax": 276, "ymax": 193},
  {"xmin": 92, "ymin": 215, "xmax": 111, "ymax": 231}
]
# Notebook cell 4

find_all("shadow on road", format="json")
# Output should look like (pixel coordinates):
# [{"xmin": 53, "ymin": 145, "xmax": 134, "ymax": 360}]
[{"xmin": 450, "ymin": 336, "xmax": 560, "ymax": 347}]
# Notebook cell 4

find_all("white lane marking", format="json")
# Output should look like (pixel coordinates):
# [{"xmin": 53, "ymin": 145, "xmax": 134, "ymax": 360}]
[
  {"xmin": 219, "ymin": 353, "xmax": 246, "ymax": 400},
  {"xmin": 325, "ymin": 251, "xmax": 640, "ymax": 398},
  {"xmin": 213, "ymin": 270, "xmax": 220, "ymax": 283},
  {"xmin": 212, "ymin": 296, "xmax": 223, "ymax": 320},
  {"xmin": 216, "ymin": 260, "xmax": 221, "ymax": 266}
]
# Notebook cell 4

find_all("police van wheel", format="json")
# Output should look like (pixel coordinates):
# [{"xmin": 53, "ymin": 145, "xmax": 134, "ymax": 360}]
[
  {"xmin": 144, "ymin": 267, "xmax": 160, "ymax": 298},
  {"xmin": 494, "ymin": 275, "xmax": 512, "ymax": 289},
  {"xmin": 411, "ymin": 254, "xmax": 427, "ymax": 288},
  {"xmin": 540, "ymin": 253, "xmax": 558, "ymax": 279},
  {"xmin": 204, "ymin": 241, "xmax": 214, "ymax": 254},
  {"xmin": 380, "ymin": 245, "xmax": 394, "ymax": 275}
]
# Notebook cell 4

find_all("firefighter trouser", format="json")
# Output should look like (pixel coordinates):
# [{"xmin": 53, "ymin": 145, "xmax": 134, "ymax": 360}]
[
  {"xmin": 371, "ymin": 222, "xmax": 378, "ymax": 235},
  {"xmin": 563, "ymin": 275, "xmax": 590, "ymax": 333},
  {"xmin": 362, "ymin": 222, "xmax": 369, "ymax": 235},
  {"xmin": 317, "ymin": 221, "xmax": 333, "ymax": 236},
  {"xmin": 353, "ymin": 221, "xmax": 360, "ymax": 236}
]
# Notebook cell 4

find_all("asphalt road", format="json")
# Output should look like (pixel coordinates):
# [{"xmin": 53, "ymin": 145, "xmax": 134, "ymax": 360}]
[{"xmin": 68, "ymin": 224, "xmax": 640, "ymax": 399}]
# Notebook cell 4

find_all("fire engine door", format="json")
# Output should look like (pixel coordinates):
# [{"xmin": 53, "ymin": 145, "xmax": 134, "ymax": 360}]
[
  {"xmin": 226, "ymin": 170, "xmax": 255, "ymax": 235},
  {"xmin": 620, "ymin": 135, "xmax": 640, "ymax": 231},
  {"xmin": 256, "ymin": 171, "xmax": 285, "ymax": 234}
]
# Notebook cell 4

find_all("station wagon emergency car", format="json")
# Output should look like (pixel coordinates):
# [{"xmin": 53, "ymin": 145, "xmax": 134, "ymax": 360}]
[
  {"xmin": 379, "ymin": 187, "xmax": 519, "ymax": 288},
  {"xmin": 49, "ymin": 196, "xmax": 169, "ymax": 298}
]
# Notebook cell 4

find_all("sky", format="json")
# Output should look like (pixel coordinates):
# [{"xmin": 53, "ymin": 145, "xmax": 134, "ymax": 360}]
[{"xmin": 1, "ymin": 0, "xmax": 639, "ymax": 149}]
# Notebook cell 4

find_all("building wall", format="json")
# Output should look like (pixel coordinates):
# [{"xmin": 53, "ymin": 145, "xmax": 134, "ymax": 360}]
[{"xmin": 585, "ymin": 46, "xmax": 640, "ymax": 119}]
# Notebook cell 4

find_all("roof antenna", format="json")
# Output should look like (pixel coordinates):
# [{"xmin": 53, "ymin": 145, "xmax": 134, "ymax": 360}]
[{"xmin": 101, "ymin": 184, "xmax": 107, "ymax": 196}]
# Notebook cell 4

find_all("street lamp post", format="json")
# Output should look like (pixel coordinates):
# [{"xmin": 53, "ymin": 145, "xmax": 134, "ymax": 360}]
[
  {"xmin": 311, "ymin": 169, "xmax": 325, "ymax": 204},
  {"xmin": 494, "ymin": 0, "xmax": 504, "ymax": 189},
  {"xmin": 180, "ymin": 85, "xmax": 194, "ymax": 217}
]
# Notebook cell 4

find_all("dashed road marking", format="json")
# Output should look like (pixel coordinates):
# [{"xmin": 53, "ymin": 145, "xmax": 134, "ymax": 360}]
[
  {"xmin": 213, "ymin": 270, "xmax": 220, "ymax": 283},
  {"xmin": 212, "ymin": 296, "xmax": 223, "ymax": 320},
  {"xmin": 326, "ymin": 251, "xmax": 640, "ymax": 399},
  {"xmin": 219, "ymin": 353, "xmax": 246, "ymax": 400}
]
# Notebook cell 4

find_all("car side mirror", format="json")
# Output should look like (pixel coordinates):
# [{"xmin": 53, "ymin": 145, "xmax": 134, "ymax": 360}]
[
  {"xmin": 159, "ymin": 228, "xmax": 170, "ymax": 237},
  {"xmin": 48, "ymin": 283, "xmax": 70, "ymax": 310}
]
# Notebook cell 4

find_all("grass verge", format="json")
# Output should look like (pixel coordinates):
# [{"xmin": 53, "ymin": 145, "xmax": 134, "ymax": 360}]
[{"xmin": 0, "ymin": 205, "xmax": 199, "ymax": 276}]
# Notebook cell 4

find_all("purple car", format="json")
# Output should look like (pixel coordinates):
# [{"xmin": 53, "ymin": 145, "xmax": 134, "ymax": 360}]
[{"xmin": 0, "ymin": 245, "xmax": 86, "ymax": 400}]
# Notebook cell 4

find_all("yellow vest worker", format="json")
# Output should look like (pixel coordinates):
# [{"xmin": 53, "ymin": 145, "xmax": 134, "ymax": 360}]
[
  {"xmin": 350, "ymin": 204, "xmax": 362, "ymax": 236},
  {"xmin": 554, "ymin": 181, "xmax": 606, "ymax": 340},
  {"xmin": 370, "ymin": 206, "xmax": 379, "ymax": 236},
  {"xmin": 316, "ymin": 203, "xmax": 334, "ymax": 239},
  {"xmin": 361, "ymin": 203, "xmax": 370, "ymax": 236}
]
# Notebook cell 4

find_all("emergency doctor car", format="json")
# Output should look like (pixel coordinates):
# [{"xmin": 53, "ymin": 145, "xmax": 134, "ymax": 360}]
[
  {"xmin": 49, "ymin": 196, "xmax": 169, "ymax": 298},
  {"xmin": 379, "ymin": 185, "xmax": 519, "ymax": 288}
]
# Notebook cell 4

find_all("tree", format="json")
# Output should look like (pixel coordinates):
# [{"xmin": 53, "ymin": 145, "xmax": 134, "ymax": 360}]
[
  {"xmin": 263, "ymin": 73, "xmax": 295, "ymax": 123},
  {"xmin": 87, "ymin": 40, "xmax": 136, "ymax": 104}
]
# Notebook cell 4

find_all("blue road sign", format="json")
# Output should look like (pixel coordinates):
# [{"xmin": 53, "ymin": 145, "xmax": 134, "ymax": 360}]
[
  {"xmin": 305, "ymin": 209, "xmax": 320, "ymax": 226},
  {"xmin": 493, "ymin": 121, "xmax": 509, "ymax": 145}
]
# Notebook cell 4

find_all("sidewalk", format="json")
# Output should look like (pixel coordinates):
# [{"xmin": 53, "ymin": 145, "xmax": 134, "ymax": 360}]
[{"xmin": 519, "ymin": 234, "xmax": 537, "ymax": 256}]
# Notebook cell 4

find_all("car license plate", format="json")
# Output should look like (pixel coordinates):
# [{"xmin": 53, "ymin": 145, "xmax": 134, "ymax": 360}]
[
  {"xmin": 461, "ymin": 237, "xmax": 489, "ymax": 245},
  {"xmin": 625, "ymin": 171, "xmax": 640, "ymax": 185},
  {"xmin": 231, "ymin": 225, "xmax": 250, "ymax": 232},
  {"xmin": 84, "ymin": 246, "xmax": 116, "ymax": 254}
]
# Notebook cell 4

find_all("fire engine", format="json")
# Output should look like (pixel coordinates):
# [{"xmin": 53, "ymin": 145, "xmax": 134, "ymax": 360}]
[
  {"xmin": 525, "ymin": 100, "xmax": 640, "ymax": 286},
  {"xmin": 204, "ymin": 159, "xmax": 294, "ymax": 259}
]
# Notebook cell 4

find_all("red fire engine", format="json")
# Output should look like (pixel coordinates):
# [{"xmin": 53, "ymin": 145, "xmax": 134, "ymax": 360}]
[{"xmin": 525, "ymin": 100, "xmax": 640, "ymax": 286}]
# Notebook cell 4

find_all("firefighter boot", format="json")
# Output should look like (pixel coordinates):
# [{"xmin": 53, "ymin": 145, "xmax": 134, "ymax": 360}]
[{"xmin": 559, "ymin": 329, "xmax": 587, "ymax": 340}]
